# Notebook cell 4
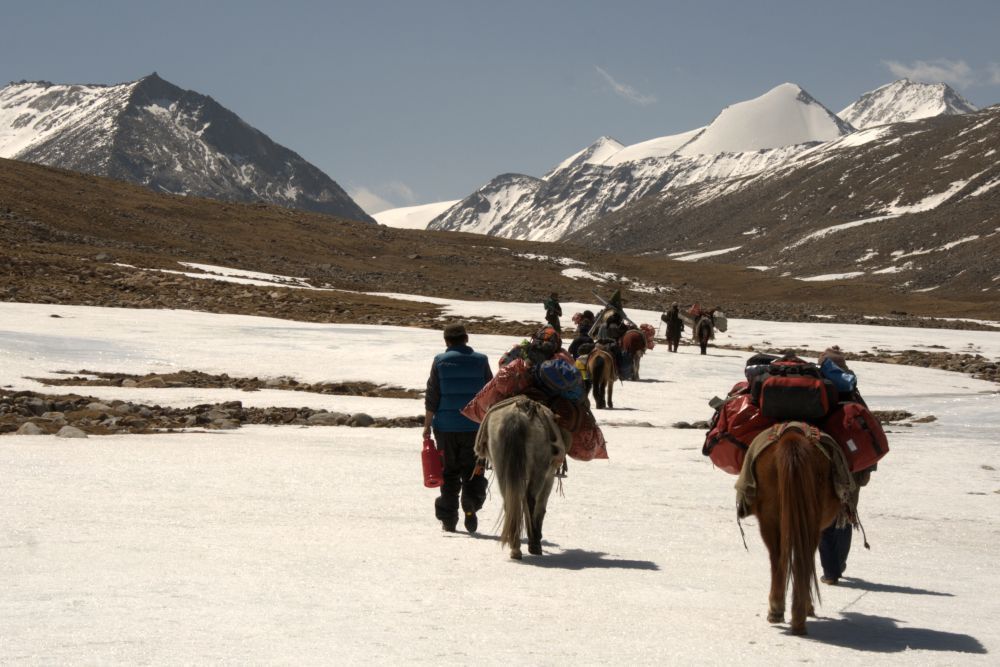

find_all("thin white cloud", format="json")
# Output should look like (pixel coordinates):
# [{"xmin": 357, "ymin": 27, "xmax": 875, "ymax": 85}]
[
  {"xmin": 883, "ymin": 59, "xmax": 974, "ymax": 88},
  {"xmin": 595, "ymin": 66, "xmax": 657, "ymax": 106},
  {"xmin": 987, "ymin": 62, "xmax": 1000, "ymax": 86},
  {"xmin": 348, "ymin": 181, "xmax": 418, "ymax": 214}
]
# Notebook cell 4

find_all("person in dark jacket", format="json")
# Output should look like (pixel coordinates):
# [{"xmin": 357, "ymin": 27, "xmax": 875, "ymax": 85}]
[
  {"xmin": 544, "ymin": 292, "xmax": 562, "ymax": 331},
  {"xmin": 423, "ymin": 323, "xmax": 493, "ymax": 533},
  {"xmin": 576, "ymin": 310, "xmax": 595, "ymax": 335},
  {"xmin": 568, "ymin": 330, "xmax": 594, "ymax": 359},
  {"xmin": 815, "ymin": 346, "xmax": 874, "ymax": 584},
  {"xmin": 661, "ymin": 302, "xmax": 684, "ymax": 352}
]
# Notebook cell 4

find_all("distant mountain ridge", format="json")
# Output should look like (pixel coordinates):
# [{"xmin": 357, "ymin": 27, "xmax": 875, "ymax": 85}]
[
  {"xmin": 0, "ymin": 73, "xmax": 372, "ymax": 222},
  {"xmin": 425, "ymin": 79, "xmax": 979, "ymax": 240},
  {"xmin": 839, "ymin": 79, "xmax": 977, "ymax": 129},
  {"xmin": 429, "ymin": 83, "xmax": 851, "ymax": 240}
]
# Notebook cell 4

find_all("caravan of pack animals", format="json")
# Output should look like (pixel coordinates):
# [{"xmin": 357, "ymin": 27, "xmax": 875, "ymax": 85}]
[{"xmin": 416, "ymin": 288, "xmax": 885, "ymax": 636}]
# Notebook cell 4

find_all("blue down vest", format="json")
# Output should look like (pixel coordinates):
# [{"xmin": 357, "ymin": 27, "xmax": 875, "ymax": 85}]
[{"xmin": 432, "ymin": 345, "xmax": 489, "ymax": 432}]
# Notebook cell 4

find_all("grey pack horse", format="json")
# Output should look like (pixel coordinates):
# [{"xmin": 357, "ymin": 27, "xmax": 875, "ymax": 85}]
[{"xmin": 474, "ymin": 396, "xmax": 568, "ymax": 559}]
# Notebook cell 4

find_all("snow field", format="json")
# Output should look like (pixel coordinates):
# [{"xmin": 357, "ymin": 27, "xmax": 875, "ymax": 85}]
[{"xmin": 1, "ymin": 301, "xmax": 999, "ymax": 663}]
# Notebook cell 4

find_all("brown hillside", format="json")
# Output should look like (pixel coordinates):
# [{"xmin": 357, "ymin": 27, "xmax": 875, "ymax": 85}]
[{"xmin": 1, "ymin": 157, "xmax": 997, "ymax": 332}]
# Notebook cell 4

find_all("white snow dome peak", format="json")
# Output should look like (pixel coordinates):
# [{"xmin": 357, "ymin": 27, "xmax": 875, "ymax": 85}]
[{"xmin": 677, "ymin": 82, "xmax": 853, "ymax": 156}]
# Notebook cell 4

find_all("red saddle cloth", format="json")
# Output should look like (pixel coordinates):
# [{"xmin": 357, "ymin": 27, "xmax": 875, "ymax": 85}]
[{"xmin": 462, "ymin": 359, "xmax": 608, "ymax": 461}]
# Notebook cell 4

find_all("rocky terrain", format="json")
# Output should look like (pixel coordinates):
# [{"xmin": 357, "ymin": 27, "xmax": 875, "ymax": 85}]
[
  {"xmin": 0, "ymin": 389, "xmax": 423, "ymax": 437},
  {"xmin": 3, "ymin": 157, "xmax": 998, "ymax": 330}
]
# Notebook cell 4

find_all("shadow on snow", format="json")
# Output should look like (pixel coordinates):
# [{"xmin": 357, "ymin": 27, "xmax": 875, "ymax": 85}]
[
  {"xmin": 804, "ymin": 612, "xmax": 986, "ymax": 654},
  {"xmin": 517, "ymin": 547, "xmax": 659, "ymax": 571}
]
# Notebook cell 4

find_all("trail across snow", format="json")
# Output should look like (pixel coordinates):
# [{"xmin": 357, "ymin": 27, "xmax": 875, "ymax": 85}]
[{"xmin": 1, "ymin": 301, "xmax": 998, "ymax": 663}]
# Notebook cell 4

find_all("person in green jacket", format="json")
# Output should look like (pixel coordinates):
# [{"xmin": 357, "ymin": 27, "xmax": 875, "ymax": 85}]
[{"xmin": 543, "ymin": 292, "xmax": 562, "ymax": 331}]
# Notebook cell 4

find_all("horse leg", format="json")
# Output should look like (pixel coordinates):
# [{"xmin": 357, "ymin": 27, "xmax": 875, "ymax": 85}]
[
  {"xmin": 761, "ymin": 516, "xmax": 786, "ymax": 624},
  {"xmin": 525, "ymin": 494, "xmax": 544, "ymax": 555},
  {"xmin": 607, "ymin": 375, "xmax": 614, "ymax": 409},
  {"xmin": 593, "ymin": 378, "xmax": 605, "ymax": 409},
  {"xmin": 526, "ymin": 474, "xmax": 555, "ymax": 555}
]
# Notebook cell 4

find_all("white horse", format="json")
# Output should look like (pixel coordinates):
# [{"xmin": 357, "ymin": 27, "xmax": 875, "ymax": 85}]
[{"xmin": 475, "ymin": 396, "xmax": 567, "ymax": 559}]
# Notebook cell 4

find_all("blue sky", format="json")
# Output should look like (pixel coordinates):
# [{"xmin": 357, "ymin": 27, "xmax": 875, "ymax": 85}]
[{"xmin": 3, "ymin": 0, "xmax": 999, "ymax": 212}]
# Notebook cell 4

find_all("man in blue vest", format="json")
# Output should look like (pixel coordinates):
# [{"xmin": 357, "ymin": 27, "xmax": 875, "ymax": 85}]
[{"xmin": 423, "ymin": 322, "xmax": 493, "ymax": 533}]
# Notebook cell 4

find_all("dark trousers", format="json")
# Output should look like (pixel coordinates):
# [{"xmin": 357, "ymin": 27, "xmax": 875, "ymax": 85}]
[
  {"xmin": 546, "ymin": 313, "xmax": 560, "ymax": 331},
  {"xmin": 433, "ymin": 430, "xmax": 487, "ymax": 524},
  {"xmin": 819, "ymin": 523, "xmax": 853, "ymax": 580}
]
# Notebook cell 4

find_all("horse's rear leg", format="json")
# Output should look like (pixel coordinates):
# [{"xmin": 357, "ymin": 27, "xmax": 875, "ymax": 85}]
[
  {"xmin": 759, "ymin": 505, "xmax": 786, "ymax": 623},
  {"xmin": 593, "ymin": 380, "xmax": 606, "ymax": 409},
  {"xmin": 525, "ymin": 494, "xmax": 544, "ymax": 555},
  {"xmin": 607, "ymin": 379, "xmax": 614, "ymax": 409},
  {"xmin": 789, "ymin": 533, "xmax": 822, "ymax": 635}
]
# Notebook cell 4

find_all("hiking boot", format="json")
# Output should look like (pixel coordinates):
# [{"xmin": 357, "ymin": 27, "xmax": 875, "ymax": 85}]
[
  {"xmin": 464, "ymin": 511, "xmax": 478, "ymax": 534},
  {"xmin": 441, "ymin": 519, "xmax": 457, "ymax": 533}
]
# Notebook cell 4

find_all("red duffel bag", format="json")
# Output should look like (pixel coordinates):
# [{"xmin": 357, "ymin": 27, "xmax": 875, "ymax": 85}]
[
  {"xmin": 703, "ymin": 382, "xmax": 776, "ymax": 474},
  {"xmin": 821, "ymin": 401, "xmax": 889, "ymax": 472}
]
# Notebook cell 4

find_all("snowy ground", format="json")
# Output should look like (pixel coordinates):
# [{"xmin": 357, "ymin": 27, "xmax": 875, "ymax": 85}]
[{"xmin": 2, "ymin": 301, "xmax": 999, "ymax": 663}]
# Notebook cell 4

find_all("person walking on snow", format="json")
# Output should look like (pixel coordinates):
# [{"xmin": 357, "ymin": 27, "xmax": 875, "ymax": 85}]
[
  {"xmin": 544, "ymin": 292, "xmax": 562, "ymax": 331},
  {"xmin": 423, "ymin": 323, "xmax": 493, "ymax": 534},
  {"xmin": 661, "ymin": 302, "xmax": 684, "ymax": 352}
]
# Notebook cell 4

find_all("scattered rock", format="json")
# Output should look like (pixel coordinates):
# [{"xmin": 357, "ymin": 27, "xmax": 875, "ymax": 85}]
[
  {"xmin": 349, "ymin": 413, "xmax": 375, "ymax": 427},
  {"xmin": 17, "ymin": 422, "xmax": 45, "ymax": 435},
  {"xmin": 56, "ymin": 425, "xmax": 88, "ymax": 438}
]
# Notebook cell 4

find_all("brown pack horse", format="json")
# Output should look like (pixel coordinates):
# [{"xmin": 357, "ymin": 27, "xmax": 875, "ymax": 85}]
[
  {"xmin": 587, "ymin": 347, "xmax": 617, "ymax": 409},
  {"xmin": 694, "ymin": 315, "xmax": 714, "ymax": 355},
  {"xmin": 749, "ymin": 427, "xmax": 841, "ymax": 635}
]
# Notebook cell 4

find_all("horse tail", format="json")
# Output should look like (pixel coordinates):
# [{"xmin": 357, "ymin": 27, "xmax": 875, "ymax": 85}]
[
  {"xmin": 776, "ymin": 431, "xmax": 821, "ymax": 610},
  {"xmin": 495, "ymin": 408, "xmax": 528, "ymax": 552}
]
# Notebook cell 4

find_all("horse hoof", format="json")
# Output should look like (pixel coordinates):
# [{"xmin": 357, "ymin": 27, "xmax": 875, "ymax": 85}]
[
  {"xmin": 790, "ymin": 625, "xmax": 807, "ymax": 636},
  {"xmin": 767, "ymin": 613, "xmax": 784, "ymax": 624},
  {"xmin": 528, "ymin": 543, "xmax": 542, "ymax": 555},
  {"xmin": 510, "ymin": 551, "xmax": 522, "ymax": 560}
]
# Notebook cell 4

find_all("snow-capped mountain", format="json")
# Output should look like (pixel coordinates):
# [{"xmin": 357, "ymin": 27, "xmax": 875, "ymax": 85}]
[
  {"xmin": 0, "ymin": 74, "xmax": 372, "ymax": 222},
  {"xmin": 428, "ymin": 83, "xmax": 852, "ymax": 241},
  {"xmin": 567, "ymin": 106, "xmax": 1000, "ymax": 294},
  {"xmin": 839, "ymin": 78, "xmax": 977, "ymax": 129},
  {"xmin": 372, "ymin": 199, "xmax": 459, "ymax": 229}
]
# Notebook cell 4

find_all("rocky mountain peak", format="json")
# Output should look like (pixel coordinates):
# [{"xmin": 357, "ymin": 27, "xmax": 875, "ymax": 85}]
[
  {"xmin": 839, "ymin": 78, "xmax": 977, "ymax": 129},
  {"xmin": 0, "ymin": 74, "xmax": 372, "ymax": 222}
]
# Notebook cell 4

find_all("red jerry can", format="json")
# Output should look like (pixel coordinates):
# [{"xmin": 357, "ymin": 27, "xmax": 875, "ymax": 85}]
[{"xmin": 421, "ymin": 437, "xmax": 444, "ymax": 488}]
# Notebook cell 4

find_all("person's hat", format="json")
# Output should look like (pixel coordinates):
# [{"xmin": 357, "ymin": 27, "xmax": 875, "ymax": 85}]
[{"xmin": 443, "ymin": 322, "xmax": 467, "ymax": 338}]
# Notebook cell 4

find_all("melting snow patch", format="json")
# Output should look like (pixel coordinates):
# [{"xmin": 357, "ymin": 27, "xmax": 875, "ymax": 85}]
[
  {"xmin": 675, "ymin": 246, "xmax": 741, "ymax": 262},
  {"xmin": 873, "ymin": 262, "xmax": 913, "ymax": 274},
  {"xmin": 785, "ymin": 215, "xmax": 895, "ymax": 250},
  {"xmin": 746, "ymin": 266, "xmax": 771, "ymax": 271},
  {"xmin": 857, "ymin": 249, "xmax": 878, "ymax": 262},
  {"xmin": 517, "ymin": 253, "xmax": 584, "ymax": 266},
  {"xmin": 562, "ymin": 267, "xmax": 618, "ymax": 282},
  {"xmin": 884, "ymin": 175, "xmax": 985, "ymax": 215},
  {"xmin": 795, "ymin": 272, "xmax": 865, "ymax": 282},
  {"xmin": 970, "ymin": 176, "xmax": 1000, "ymax": 198},
  {"xmin": 178, "ymin": 263, "xmax": 315, "ymax": 287}
]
